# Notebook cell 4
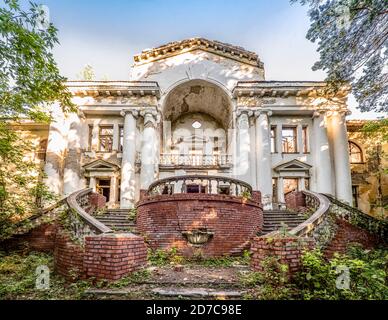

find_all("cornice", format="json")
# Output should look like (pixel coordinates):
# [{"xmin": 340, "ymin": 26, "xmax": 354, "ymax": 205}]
[
  {"xmin": 133, "ymin": 37, "xmax": 264, "ymax": 68},
  {"xmin": 233, "ymin": 81, "xmax": 350, "ymax": 98},
  {"xmin": 66, "ymin": 81, "xmax": 161, "ymax": 98}
]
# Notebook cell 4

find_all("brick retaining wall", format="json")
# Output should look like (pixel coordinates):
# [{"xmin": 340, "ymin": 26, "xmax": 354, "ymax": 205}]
[
  {"xmin": 251, "ymin": 236, "xmax": 315, "ymax": 275},
  {"xmin": 136, "ymin": 192, "xmax": 263, "ymax": 257},
  {"xmin": 324, "ymin": 219, "xmax": 382, "ymax": 258}
]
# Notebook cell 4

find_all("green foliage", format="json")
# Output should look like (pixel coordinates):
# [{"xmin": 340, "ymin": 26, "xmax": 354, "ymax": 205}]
[
  {"xmin": 107, "ymin": 269, "xmax": 151, "ymax": 288},
  {"xmin": 77, "ymin": 64, "xmax": 95, "ymax": 81},
  {"xmin": 361, "ymin": 118, "xmax": 388, "ymax": 142},
  {"xmin": 295, "ymin": 246, "xmax": 388, "ymax": 300},
  {"xmin": 147, "ymin": 248, "xmax": 251, "ymax": 267},
  {"xmin": 293, "ymin": 0, "xmax": 387, "ymax": 113},
  {"xmin": 0, "ymin": 0, "xmax": 72, "ymax": 239},
  {"xmin": 0, "ymin": 0, "xmax": 73, "ymax": 120},
  {"xmin": 128, "ymin": 208, "xmax": 137, "ymax": 221},
  {"xmin": 0, "ymin": 122, "xmax": 57, "ymax": 240},
  {"xmin": 147, "ymin": 247, "xmax": 182, "ymax": 266},
  {"xmin": 241, "ymin": 256, "xmax": 295, "ymax": 299},
  {"xmin": 0, "ymin": 251, "xmax": 92, "ymax": 299}
]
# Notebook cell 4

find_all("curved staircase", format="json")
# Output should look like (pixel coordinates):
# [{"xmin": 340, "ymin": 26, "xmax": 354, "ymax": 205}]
[
  {"xmin": 94, "ymin": 209, "xmax": 137, "ymax": 233},
  {"xmin": 259, "ymin": 209, "xmax": 306, "ymax": 235}
]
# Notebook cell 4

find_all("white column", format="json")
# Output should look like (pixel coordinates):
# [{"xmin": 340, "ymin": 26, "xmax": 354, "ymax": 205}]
[
  {"xmin": 44, "ymin": 103, "xmax": 69, "ymax": 195},
  {"xmin": 140, "ymin": 109, "xmax": 159, "ymax": 190},
  {"xmin": 255, "ymin": 110, "xmax": 273, "ymax": 209},
  {"xmin": 235, "ymin": 110, "xmax": 252, "ymax": 184},
  {"xmin": 120, "ymin": 109, "xmax": 138, "ymax": 209},
  {"xmin": 278, "ymin": 177, "xmax": 285, "ymax": 208},
  {"xmin": 312, "ymin": 111, "xmax": 334, "ymax": 195},
  {"xmin": 328, "ymin": 111, "xmax": 353, "ymax": 204},
  {"xmin": 109, "ymin": 175, "xmax": 116, "ymax": 207},
  {"xmin": 89, "ymin": 176, "xmax": 96, "ymax": 191},
  {"xmin": 63, "ymin": 112, "xmax": 84, "ymax": 196}
]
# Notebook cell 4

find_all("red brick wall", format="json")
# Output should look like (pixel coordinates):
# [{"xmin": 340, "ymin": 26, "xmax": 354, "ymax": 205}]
[
  {"xmin": 285, "ymin": 191, "xmax": 306, "ymax": 211},
  {"xmin": 136, "ymin": 193, "xmax": 263, "ymax": 257},
  {"xmin": 88, "ymin": 192, "xmax": 106, "ymax": 213},
  {"xmin": 84, "ymin": 234, "xmax": 147, "ymax": 281},
  {"xmin": 54, "ymin": 229, "xmax": 86, "ymax": 280},
  {"xmin": 2, "ymin": 223, "xmax": 57, "ymax": 252},
  {"xmin": 324, "ymin": 219, "xmax": 382, "ymax": 258},
  {"xmin": 52, "ymin": 229, "xmax": 147, "ymax": 281},
  {"xmin": 251, "ymin": 236, "xmax": 315, "ymax": 275}
]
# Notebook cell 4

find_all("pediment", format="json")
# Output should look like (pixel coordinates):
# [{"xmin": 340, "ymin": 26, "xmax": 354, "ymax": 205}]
[
  {"xmin": 274, "ymin": 159, "xmax": 312, "ymax": 172},
  {"xmin": 83, "ymin": 159, "xmax": 120, "ymax": 172},
  {"xmin": 133, "ymin": 38, "xmax": 262, "ymax": 68}
]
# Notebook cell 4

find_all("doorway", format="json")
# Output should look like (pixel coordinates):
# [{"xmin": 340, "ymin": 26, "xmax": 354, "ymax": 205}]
[
  {"xmin": 96, "ymin": 178, "xmax": 111, "ymax": 202},
  {"xmin": 283, "ymin": 178, "xmax": 298, "ymax": 195}
]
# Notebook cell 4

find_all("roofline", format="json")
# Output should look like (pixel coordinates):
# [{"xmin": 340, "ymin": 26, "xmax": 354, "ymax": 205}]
[{"xmin": 133, "ymin": 37, "xmax": 263, "ymax": 68}]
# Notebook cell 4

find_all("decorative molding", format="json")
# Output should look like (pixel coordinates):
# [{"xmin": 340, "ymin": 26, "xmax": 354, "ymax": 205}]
[
  {"xmin": 133, "ymin": 37, "xmax": 264, "ymax": 68},
  {"xmin": 67, "ymin": 81, "xmax": 161, "ymax": 98}
]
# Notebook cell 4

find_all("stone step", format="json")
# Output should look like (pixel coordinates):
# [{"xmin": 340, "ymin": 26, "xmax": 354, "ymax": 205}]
[{"xmin": 151, "ymin": 287, "xmax": 245, "ymax": 298}]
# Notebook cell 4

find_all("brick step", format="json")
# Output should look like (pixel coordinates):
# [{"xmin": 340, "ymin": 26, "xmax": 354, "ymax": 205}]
[
  {"xmin": 98, "ymin": 221, "xmax": 135, "ymax": 226},
  {"xmin": 96, "ymin": 217, "xmax": 133, "ymax": 222},
  {"xmin": 264, "ymin": 216, "xmax": 305, "ymax": 221}
]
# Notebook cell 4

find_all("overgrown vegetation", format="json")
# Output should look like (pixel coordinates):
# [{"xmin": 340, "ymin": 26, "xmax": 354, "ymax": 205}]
[
  {"xmin": 147, "ymin": 247, "xmax": 251, "ymax": 267},
  {"xmin": 0, "ymin": 251, "xmax": 91, "ymax": 300},
  {"xmin": 242, "ymin": 244, "xmax": 388, "ymax": 300},
  {"xmin": 0, "ymin": 0, "xmax": 73, "ymax": 239}
]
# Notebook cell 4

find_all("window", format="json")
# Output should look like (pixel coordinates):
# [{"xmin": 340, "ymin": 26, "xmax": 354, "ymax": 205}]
[
  {"xmin": 282, "ymin": 127, "xmax": 297, "ymax": 153},
  {"xmin": 99, "ymin": 125, "xmax": 113, "ymax": 152},
  {"xmin": 37, "ymin": 139, "xmax": 47, "ymax": 161},
  {"xmin": 119, "ymin": 125, "xmax": 124, "ymax": 152},
  {"xmin": 352, "ymin": 185, "xmax": 359, "ymax": 208},
  {"xmin": 213, "ymin": 137, "xmax": 219, "ymax": 152},
  {"xmin": 349, "ymin": 141, "xmax": 363, "ymax": 163},
  {"xmin": 270, "ymin": 126, "xmax": 277, "ymax": 153},
  {"xmin": 88, "ymin": 124, "xmax": 93, "ymax": 151},
  {"xmin": 302, "ymin": 126, "xmax": 309, "ymax": 153}
]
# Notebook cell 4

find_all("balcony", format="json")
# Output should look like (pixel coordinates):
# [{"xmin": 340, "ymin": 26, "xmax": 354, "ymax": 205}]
[{"xmin": 159, "ymin": 153, "xmax": 232, "ymax": 168}]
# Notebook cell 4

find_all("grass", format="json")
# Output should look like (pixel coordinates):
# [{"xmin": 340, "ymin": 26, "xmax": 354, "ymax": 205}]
[
  {"xmin": 0, "ymin": 250, "xmax": 92, "ymax": 300},
  {"xmin": 147, "ymin": 247, "xmax": 251, "ymax": 267}
]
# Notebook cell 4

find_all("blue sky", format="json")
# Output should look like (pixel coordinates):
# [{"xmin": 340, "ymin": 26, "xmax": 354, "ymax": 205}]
[{"xmin": 30, "ymin": 0, "xmax": 380, "ymax": 119}]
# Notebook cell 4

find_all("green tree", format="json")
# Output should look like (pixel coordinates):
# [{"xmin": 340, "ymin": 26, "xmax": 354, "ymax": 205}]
[
  {"xmin": 77, "ymin": 64, "xmax": 95, "ymax": 81},
  {"xmin": 0, "ymin": 0, "xmax": 72, "ymax": 238},
  {"xmin": 293, "ymin": 0, "xmax": 387, "ymax": 113}
]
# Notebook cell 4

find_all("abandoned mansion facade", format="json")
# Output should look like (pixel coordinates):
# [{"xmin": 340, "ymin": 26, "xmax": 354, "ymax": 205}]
[{"xmin": 31, "ymin": 38, "xmax": 383, "ymax": 214}]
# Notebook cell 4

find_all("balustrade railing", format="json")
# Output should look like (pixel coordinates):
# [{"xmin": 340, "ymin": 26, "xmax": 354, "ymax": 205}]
[
  {"xmin": 65, "ymin": 188, "xmax": 113, "ymax": 242},
  {"xmin": 146, "ymin": 175, "xmax": 252, "ymax": 198},
  {"xmin": 159, "ymin": 153, "xmax": 232, "ymax": 167}
]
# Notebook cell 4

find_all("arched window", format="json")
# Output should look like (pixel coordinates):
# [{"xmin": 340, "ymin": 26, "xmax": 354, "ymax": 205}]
[{"xmin": 348, "ymin": 141, "xmax": 363, "ymax": 163}]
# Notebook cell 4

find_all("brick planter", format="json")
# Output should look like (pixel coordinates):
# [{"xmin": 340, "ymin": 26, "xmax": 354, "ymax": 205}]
[
  {"xmin": 251, "ymin": 236, "xmax": 315, "ymax": 275},
  {"xmin": 136, "ymin": 192, "xmax": 263, "ymax": 257},
  {"xmin": 54, "ymin": 229, "xmax": 147, "ymax": 281},
  {"xmin": 84, "ymin": 233, "xmax": 147, "ymax": 281}
]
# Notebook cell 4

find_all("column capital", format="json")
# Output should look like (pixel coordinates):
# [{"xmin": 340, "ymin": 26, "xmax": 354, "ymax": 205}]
[
  {"xmin": 140, "ymin": 108, "xmax": 160, "ymax": 127},
  {"xmin": 120, "ymin": 108, "xmax": 139, "ymax": 118},
  {"xmin": 253, "ymin": 109, "xmax": 272, "ymax": 118},
  {"xmin": 236, "ymin": 108, "xmax": 253, "ymax": 118}
]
